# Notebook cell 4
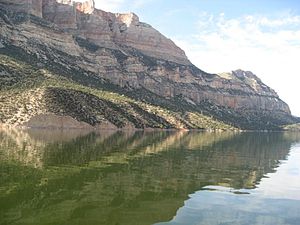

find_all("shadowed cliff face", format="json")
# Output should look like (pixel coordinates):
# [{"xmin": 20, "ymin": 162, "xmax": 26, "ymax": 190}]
[
  {"xmin": 0, "ymin": 0, "xmax": 298, "ymax": 129},
  {"xmin": 1, "ymin": 129, "xmax": 300, "ymax": 225},
  {"xmin": 0, "ymin": 0, "xmax": 43, "ymax": 17}
]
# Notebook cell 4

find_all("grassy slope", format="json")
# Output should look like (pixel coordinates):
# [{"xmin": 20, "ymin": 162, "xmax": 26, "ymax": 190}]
[
  {"xmin": 283, "ymin": 123, "xmax": 300, "ymax": 131},
  {"xmin": 0, "ymin": 54, "xmax": 235, "ymax": 130}
]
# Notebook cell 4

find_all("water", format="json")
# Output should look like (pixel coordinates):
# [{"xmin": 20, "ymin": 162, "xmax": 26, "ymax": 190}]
[{"xmin": 0, "ymin": 128, "xmax": 300, "ymax": 225}]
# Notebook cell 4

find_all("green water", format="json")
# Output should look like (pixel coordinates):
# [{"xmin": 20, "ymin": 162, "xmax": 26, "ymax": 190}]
[{"xmin": 0, "ymin": 129, "xmax": 300, "ymax": 225}]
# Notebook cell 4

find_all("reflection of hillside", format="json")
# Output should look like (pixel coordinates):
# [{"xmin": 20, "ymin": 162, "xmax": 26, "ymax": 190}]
[
  {"xmin": 1, "ymin": 130, "xmax": 300, "ymax": 225},
  {"xmin": 0, "ymin": 128, "xmax": 240, "ymax": 168},
  {"xmin": 42, "ymin": 131, "xmax": 241, "ymax": 166},
  {"xmin": 0, "ymin": 127, "xmax": 98, "ymax": 168},
  {"xmin": 0, "ymin": 127, "xmax": 45, "ymax": 168}
]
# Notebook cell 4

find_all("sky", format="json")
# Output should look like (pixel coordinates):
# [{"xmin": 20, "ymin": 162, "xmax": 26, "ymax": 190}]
[{"xmin": 93, "ymin": 0, "xmax": 300, "ymax": 116}]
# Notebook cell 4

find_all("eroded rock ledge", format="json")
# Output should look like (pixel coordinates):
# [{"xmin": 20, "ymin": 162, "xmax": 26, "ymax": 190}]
[{"xmin": 0, "ymin": 0, "xmax": 189, "ymax": 64}]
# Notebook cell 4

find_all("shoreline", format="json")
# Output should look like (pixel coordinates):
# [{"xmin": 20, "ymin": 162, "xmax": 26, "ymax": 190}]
[{"xmin": 1, "ymin": 123, "xmax": 297, "ymax": 132}]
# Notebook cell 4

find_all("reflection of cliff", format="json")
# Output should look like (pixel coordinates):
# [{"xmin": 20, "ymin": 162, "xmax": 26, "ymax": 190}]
[{"xmin": 1, "ymin": 129, "xmax": 300, "ymax": 225}]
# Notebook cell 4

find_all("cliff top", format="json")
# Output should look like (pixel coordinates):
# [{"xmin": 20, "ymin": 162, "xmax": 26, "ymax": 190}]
[{"xmin": 218, "ymin": 69, "xmax": 277, "ymax": 96}]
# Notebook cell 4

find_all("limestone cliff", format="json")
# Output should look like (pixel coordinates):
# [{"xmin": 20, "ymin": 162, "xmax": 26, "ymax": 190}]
[{"xmin": 0, "ymin": 0, "xmax": 298, "ymax": 130}]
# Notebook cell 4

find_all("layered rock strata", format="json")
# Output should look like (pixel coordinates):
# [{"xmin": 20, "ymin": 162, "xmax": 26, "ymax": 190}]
[
  {"xmin": 0, "ymin": 0, "xmax": 297, "ymax": 129},
  {"xmin": 38, "ymin": 0, "xmax": 189, "ymax": 64}
]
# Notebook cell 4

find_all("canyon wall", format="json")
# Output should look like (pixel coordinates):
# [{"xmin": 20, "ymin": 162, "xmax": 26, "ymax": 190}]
[
  {"xmin": 0, "ymin": 0, "xmax": 43, "ymax": 17},
  {"xmin": 38, "ymin": 0, "xmax": 189, "ymax": 63},
  {"xmin": 0, "ymin": 0, "xmax": 296, "ymax": 129}
]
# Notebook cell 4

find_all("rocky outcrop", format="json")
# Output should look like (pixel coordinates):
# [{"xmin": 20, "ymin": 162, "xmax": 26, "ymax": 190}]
[
  {"xmin": 0, "ymin": 1, "xmax": 298, "ymax": 130},
  {"xmin": 42, "ymin": 0, "xmax": 78, "ymax": 29},
  {"xmin": 216, "ymin": 69, "xmax": 290, "ymax": 112},
  {"xmin": 112, "ymin": 12, "xmax": 189, "ymax": 64},
  {"xmin": 75, "ymin": 0, "xmax": 94, "ymax": 14},
  {"xmin": 0, "ymin": 0, "xmax": 43, "ymax": 17},
  {"xmin": 0, "ymin": 0, "xmax": 189, "ymax": 63}
]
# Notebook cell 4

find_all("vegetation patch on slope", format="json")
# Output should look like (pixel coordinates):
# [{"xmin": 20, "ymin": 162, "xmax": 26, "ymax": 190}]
[
  {"xmin": 0, "ymin": 54, "xmax": 236, "ymax": 130},
  {"xmin": 283, "ymin": 123, "xmax": 300, "ymax": 131}
]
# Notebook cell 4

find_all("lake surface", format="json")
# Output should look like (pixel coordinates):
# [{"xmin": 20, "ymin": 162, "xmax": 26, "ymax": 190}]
[{"xmin": 0, "ymin": 128, "xmax": 300, "ymax": 225}]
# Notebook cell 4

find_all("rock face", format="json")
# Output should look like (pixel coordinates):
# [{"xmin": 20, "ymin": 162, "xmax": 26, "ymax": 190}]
[
  {"xmin": 217, "ymin": 69, "xmax": 290, "ymax": 112},
  {"xmin": 3, "ymin": 0, "xmax": 189, "ymax": 64},
  {"xmin": 42, "ymin": 0, "xmax": 77, "ymax": 29},
  {"xmin": 0, "ymin": 0, "xmax": 43, "ymax": 17},
  {"xmin": 0, "ymin": 0, "xmax": 298, "ymax": 129}
]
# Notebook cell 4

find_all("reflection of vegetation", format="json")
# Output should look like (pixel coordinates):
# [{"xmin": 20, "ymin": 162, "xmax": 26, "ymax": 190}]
[{"xmin": 0, "ymin": 129, "xmax": 300, "ymax": 225}]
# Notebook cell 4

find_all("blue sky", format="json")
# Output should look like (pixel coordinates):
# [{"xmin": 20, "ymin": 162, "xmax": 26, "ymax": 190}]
[{"xmin": 94, "ymin": 0, "xmax": 300, "ymax": 116}]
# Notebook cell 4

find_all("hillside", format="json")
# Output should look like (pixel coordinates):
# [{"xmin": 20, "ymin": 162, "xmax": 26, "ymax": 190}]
[
  {"xmin": 0, "ymin": 0, "xmax": 298, "ymax": 130},
  {"xmin": 0, "ymin": 54, "xmax": 235, "ymax": 130}
]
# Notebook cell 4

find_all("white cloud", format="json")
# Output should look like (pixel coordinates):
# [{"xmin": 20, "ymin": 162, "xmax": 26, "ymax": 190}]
[
  {"xmin": 174, "ymin": 12, "xmax": 300, "ymax": 116},
  {"xmin": 94, "ymin": 0, "xmax": 125, "ymax": 12},
  {"xmin": 93, "ymin": 0, "xmax": 154, "ymax": 12},
  {"xmin": 131, "ymin": 0, "xmax": 155, "ymax": 9}
]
